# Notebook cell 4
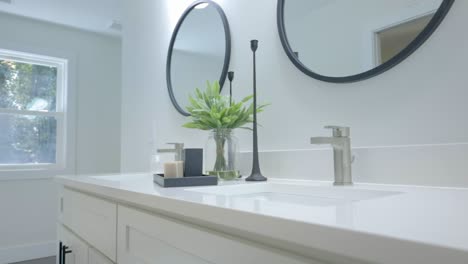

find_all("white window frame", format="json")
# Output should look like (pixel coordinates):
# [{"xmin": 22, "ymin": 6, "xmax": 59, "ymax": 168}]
[{"xmin": 0, "ymin": 49, "xmax": 68, "ymax": 171}]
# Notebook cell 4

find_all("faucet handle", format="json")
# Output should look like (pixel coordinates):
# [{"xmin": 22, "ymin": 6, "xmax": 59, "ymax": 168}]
[
  {"xmin": 164, "ymin": 143, "xmax": 184, "ymax": 161},
  {"xmin": 324, "ymin": 126, "xmax": 350, "ymax": 137},
  {"xmin": 166, "ymin": 143, "xmax": 184, "ymax": 149}
]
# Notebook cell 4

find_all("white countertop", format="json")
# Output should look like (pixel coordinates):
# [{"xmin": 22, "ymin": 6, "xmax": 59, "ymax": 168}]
[{"xmin": 56, "ymin": 174, "xmax": 468, "ymax": 264}]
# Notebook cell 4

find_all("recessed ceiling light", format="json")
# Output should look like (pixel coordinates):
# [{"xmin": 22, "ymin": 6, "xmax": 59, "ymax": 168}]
[{"xmin": 195, "ymin": 3, "xmax": 209, "ymax": 9}]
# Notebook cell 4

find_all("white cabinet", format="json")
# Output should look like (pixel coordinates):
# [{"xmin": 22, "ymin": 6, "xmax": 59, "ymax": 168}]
[
  {"xmin": 58, "ymin": 186, "xmax": 325, "ymax": 264},
  {"xmin": 61, "ymin": 188, "xmax": 117, "ymax": 262},
  {"xmin": 117, "ymin": 206, "xmax": 321, "ymax": 264},
  {"xmin": 58, "ymin": 226, "xmax": 89, "ymax": 264},
  {"xmin": 58, "ymin": 225, "xmax": 114, "ymax": 264}
]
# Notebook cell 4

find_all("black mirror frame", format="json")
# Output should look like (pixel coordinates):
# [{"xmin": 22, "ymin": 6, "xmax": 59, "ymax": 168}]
[
  {"xmin": 277, "ymin": 0, "xmax": 455, "ymax": 83},
  {"xmin": 167, "ymin": 0, "xmax": 231, "ymax": 116}
]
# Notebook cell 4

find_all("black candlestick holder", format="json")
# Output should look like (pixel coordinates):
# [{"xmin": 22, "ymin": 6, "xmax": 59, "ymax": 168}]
[
  {"xmin": 228, "ymin": 71, "xmax": 234, "ymax": 106},
  {"xmin": 246, "ymin": 40, "xmax": 267, "ymax": 182}
]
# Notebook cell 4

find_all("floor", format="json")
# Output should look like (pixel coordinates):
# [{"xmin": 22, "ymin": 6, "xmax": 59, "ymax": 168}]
[{"xmin": 12, "ymin": 257, "xmax": 55, "ymax": 264}]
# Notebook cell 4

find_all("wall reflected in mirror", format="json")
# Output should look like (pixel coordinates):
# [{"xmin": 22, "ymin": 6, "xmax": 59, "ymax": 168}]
[
  {"xmin": 168, "ymin": 2, "xmax": 230, "ymax": 116},
  {"xmin": 280, "ymin": 0, "xmax": 453, "ymax": 81}
]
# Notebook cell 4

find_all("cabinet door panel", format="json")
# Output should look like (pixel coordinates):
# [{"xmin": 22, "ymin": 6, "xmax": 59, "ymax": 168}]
[
  {"xmin": 118, "ymin": 206, "xmax": 318, "ymax": 264},
  {"xmin": 62, "ymin": 188, "xmax": 117, "ymax": 262},
  {"xmin": 58, "ymin": 225, "xmax": 89, "ymax": 264},
  {"xmin": 89, "ymin": 248, "xmax": 113, "ymax": 264}
]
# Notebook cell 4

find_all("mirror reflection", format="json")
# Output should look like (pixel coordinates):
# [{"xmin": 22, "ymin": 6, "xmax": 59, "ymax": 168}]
[
  {"xmin": 168, "ymin": 2, "xmax": 230, "ymax": 116},
  {"xmin": 282, "ymin": 0, "xmax": 448, "ymax": 80}
]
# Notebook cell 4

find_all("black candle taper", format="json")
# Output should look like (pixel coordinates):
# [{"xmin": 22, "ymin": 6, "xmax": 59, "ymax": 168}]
[
  {"xmin": 246, "ymin": 40, "xmax": 267, "ymax": 182},
  {"xmin": 228, "ymin": 71, "xmax": 234, "ymax": 106}
]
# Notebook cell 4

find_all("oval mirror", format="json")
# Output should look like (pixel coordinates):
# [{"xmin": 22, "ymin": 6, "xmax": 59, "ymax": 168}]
[
  {"xmin": 167, "ymin": 1, "xmax": 231, "ymax": 116},
  {"xmin": 278, "ymin": 0, "xmax": 454, "ymax": 83}
]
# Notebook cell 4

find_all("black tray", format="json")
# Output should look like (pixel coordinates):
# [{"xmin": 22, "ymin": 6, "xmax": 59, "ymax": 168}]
[{"xmin": 154, "ymin": 174, "xmax": 218, "ymax": 188}]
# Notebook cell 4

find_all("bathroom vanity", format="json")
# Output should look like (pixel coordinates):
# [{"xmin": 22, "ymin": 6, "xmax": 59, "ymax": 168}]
[{"xmin": 56, "ymin": 174, "xmax": 468, "ymax": 264}]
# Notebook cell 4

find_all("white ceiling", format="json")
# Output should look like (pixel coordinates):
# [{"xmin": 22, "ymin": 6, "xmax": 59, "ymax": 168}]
[{"xmin": 0, "ymin": 0, "xmax": 122, "ymax": 36}]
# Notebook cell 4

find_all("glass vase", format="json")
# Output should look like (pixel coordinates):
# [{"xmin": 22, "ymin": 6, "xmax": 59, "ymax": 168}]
[{"xmin": 205, "ymin": 129, "xmax": 239, "ymax": 180}]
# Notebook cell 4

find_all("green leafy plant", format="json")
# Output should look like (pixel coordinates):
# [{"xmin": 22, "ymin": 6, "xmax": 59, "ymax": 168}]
[
  {"xmin": 183, "ymin": 81, "xmax": 267, "ymax": 131},
  {"xmin": 183, "ymin": 81, "xmax": 268, "ymax": 179}
]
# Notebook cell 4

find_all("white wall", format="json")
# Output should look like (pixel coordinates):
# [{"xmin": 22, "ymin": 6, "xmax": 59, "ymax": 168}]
[
  {"xmin": 120, "ymin": 1, "xmax": 468, "ymax": 186},
  {"xmin": 0, "ymin": 13, "xmax": 121, "ymax": 263}
]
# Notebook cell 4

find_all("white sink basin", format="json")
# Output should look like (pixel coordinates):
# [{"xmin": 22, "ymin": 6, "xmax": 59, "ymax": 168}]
[{"xmin": 188, "ymin": 182, "xmax": 402, "ymax": 207}]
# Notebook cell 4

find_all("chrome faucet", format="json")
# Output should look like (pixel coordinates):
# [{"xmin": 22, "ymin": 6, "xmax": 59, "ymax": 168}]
[
  {"xmin": 157, "ymin": 143, "xmax": 184, "ymax": 161},
  {"xmin": 310, "ymin": 126, "xmax": 352, "ymax": 186}
]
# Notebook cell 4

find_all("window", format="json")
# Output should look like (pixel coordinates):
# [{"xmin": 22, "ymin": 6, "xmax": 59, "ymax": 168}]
[{"xmin": 0, "ymin": 49, "xmax": 67, "ymax": 170}]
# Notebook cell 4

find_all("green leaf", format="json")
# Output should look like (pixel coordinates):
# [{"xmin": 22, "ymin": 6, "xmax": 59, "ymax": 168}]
[
  {"xmin": 241, "ymin": 94, "xmax": 254, "ymax": 103},
  {"xmin": 183, "ymin": 81, "xmax": 269, "ymax": 130}
]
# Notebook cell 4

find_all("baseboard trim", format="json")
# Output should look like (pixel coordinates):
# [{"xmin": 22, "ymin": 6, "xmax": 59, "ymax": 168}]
[{"xmin": 0, "ymin": 241, "xmax": 55, "ymax": 264}]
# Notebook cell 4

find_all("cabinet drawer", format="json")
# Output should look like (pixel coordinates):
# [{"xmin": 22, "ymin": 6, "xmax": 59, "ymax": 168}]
[
  {"xmin": 62, "ymin": 188, "xmax": 117, "ymax": 262},
  {"xmin": 118, "ymin": 206, "xmax": 321, "ymax": 264}
]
